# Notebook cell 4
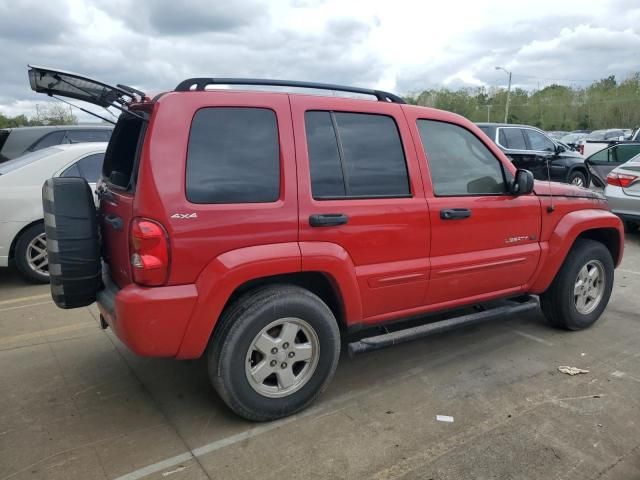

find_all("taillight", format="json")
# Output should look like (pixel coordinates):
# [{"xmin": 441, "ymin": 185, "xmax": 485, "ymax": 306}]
[
  {"xmin": 606, "ymin": 172, "xmax": 638, "ymax": 188},
  {"xmin": 129, "ymin": 218, "xmax": 170, "ymax": 286},
  {"xmin": 578, "ymin": 144, "xmax": 584, "ymax": 155}
]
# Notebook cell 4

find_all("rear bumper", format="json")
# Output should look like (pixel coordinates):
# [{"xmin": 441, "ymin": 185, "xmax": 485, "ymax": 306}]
[
  {"xmin": 97, "ymin": 272, "xmax": 198, "ymax": 357},
  {"xmin": 605, "ymin": 185, "xmax": 640, "ymax": 220}
]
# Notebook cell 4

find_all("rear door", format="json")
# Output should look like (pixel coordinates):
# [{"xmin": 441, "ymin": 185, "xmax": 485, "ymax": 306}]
[
  {"xmin": 586, "ymin": 143, "xmax": 640, "ymax": 186},
  {"xmin": 290, "ymin": 96, "xmax": 430, "ymax": 322},
  {"xmin": 406, "ymin": 115, "xmax": 541, "ymax": 305}
]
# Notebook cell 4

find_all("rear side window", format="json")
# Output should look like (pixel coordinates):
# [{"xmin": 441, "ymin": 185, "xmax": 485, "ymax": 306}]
[
  {"xmin": 62, "ymin": 153, "xmax": 104, "ymax": 182},
  {"xmin": 305, "ymin": 111, "xmax": 410, "ymax": 199},
  {"xmin": 65, "ymin": 129, "xmax": 112, "ymax": 143},
  {"xmin": 186, "ymin": 108, "xmax": 280, "ymax": 204},
  {"xmin": 29, "ymin": 131, "xmax": 65, "ymax": 152},
  {"xmin": 501, "ymin": 128, "xmax": 527, "ymax": 150}
]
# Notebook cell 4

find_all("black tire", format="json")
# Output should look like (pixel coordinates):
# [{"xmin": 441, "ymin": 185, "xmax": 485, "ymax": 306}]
[
  {"xmin": 14, "ymin": 223, "xmax": 49, "ymax": 284},
  {"xmin": 541, "ymin": 239, "xmax": 614, "ymax": 330},
  {"xmin": 568, "ymin": 169, "xmax": 588, "ymax": 188},
  {"xmin": 42, "ymin": 177, "xmax": 101, "ymax": 309},
  {"xmin": 208, "ymin": 285, "xmax": 340, "ymax": 421}
]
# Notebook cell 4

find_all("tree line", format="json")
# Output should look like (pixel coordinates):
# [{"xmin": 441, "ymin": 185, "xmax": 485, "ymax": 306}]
[
  {"xmin": 0, "ymin": 104, "xmax": 77, "ymax": 129},
  {"xmin": 2, "ymin": 73, "xmax": 639, "ymax": 132},
  {"xmin": 405, "ymin": 73, "xmax": 640, "ymax": 131}
]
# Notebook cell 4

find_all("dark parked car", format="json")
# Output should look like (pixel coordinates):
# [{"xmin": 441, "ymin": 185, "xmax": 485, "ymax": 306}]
[
  {"xmin": 0, "ymin": 125, "xmax": 113, "ymax": 163},
  {"xmin": 477, "ymin": 123, "xmax": 589, "ymax": 187}
]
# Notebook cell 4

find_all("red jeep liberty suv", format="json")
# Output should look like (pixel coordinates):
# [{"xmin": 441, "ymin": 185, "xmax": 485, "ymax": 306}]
[{"xmin": 31, "ymin": 66, "xmax": 624, "ymax": 421}]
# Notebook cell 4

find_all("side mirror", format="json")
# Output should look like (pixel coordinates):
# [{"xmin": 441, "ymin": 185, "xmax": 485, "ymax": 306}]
[
  {"xmin": 555, "ymin": 144, "xmax": 566, "ymax": 153},
  {"xmin": 511, "ymin": 169, "xmax": 534, "ymax": 195}
]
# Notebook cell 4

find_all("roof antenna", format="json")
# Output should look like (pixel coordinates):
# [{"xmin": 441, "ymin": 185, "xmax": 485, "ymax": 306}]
[{"xmin": 545, "ymin": 157, "xmax": 555, "ymax": 213}]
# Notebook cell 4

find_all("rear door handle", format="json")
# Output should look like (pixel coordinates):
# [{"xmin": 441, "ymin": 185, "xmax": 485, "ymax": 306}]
[
  {"xmin": 440, "ymin": 208, "xmax": 471, "ymax": 220},
  {"xmin": 103, "ymin": 214, "xmax": 123, "ymax": 231},
  {"xmin": 309, "ymin": 213, "xmax": 349, "ymax": 227}
]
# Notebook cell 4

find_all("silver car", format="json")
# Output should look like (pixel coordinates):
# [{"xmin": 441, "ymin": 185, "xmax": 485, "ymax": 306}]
[{"xmin": 603, "ymin": 153, "xmax": 640, "ymax": 232}]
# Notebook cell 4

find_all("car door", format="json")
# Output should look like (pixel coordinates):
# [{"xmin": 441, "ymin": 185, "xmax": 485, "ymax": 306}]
[
  {"xmin": 290, "ymin": 96, "xmax": 430, "ymax": 322},
  {"xmin": 497, "ymin": 126, "xmax": 537, "ymax": 172},
  {"xmin": 407, "ymin": 117, "xmax": 541, "ymax": 305},
  {"xmin": 586, "ymin": 143, "xmax": 640, "ymax": 187},
  {"xmin": 522, "ymin": 128, "xmax": 559, "ymax": 180}
]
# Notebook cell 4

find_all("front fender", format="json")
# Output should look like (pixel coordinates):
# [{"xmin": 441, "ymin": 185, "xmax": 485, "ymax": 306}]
[{"xmin": 529, "ymin": 209, "xmax": 623, "ymax": 293}]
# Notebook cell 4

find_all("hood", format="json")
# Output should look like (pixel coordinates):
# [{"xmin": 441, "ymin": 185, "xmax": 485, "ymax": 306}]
[{"xmin": 533, "ymin": 180, "xmax": 605, "ymax": 200}]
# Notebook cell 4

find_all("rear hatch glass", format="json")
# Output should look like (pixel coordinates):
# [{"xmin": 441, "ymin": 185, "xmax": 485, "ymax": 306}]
[{"xmin": 99, "ymin": 112, "xmax": 148, "ymax": 287}]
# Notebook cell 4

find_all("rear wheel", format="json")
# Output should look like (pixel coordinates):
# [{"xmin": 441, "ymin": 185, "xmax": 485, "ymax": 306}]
[
  {"xmin": 541, "ymin": 239, "xmax": 614, "ymax": 330},
  {"xmin": 208, "ymin": 285, "xmax": 340, "ymax": 421},
  {"xmin": 14, "ymin": 223, "xmax": 49, "ymax": 283},
  {"xmin": 568, "ymin": 170, "xmax": 588, "ymax": 188}
]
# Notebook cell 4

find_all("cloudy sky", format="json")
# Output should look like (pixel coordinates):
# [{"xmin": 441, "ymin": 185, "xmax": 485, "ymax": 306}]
[{"xmin": 1, "ymin": 0, "xmax": 639, "ymax": 121}]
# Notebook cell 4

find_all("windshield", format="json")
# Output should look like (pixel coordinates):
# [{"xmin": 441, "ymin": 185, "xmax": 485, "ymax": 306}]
[{"xmin": 0, "ymin": 147, "xmax": 62, "ymax": 175}]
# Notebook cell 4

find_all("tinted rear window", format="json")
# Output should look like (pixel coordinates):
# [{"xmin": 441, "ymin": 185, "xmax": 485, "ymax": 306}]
[
  {"xmin": 186, "ymin": 107, "xmax": 280, "ymax": 204},
  {"xmin": 66, "ymin": 129, "xmax": 112, "ymax": 143},
  {"xmin": 305, "ymin": 111, "xmax": 410, "ymax": 199}
]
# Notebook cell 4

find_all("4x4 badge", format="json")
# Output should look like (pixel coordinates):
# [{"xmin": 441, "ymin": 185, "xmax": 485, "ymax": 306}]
[{"xmin": 171, "ymin": 213, "xmax": 198, "ymax": 219}]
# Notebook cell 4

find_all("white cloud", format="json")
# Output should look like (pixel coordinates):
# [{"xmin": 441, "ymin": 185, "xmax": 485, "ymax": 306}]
[{"xmin": 1, "ymin": 0, "xmax": 639, "ymax": 119}]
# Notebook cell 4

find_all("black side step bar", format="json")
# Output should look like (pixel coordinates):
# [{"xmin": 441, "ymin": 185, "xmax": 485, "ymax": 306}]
[{"xmin": 348, "ymin": 296, "xmax": 539, "ymax": 356}]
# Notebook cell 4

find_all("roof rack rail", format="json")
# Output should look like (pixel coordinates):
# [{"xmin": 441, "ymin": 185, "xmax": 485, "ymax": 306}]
[{"xmin": 174, "ymin": 77, "xmax": 406, "ymax": 104}]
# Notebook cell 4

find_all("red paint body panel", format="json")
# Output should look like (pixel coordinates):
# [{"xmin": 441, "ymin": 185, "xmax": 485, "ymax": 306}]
[
  {"xmin": 95, "ymin": 91, "xmax": 624, "ymax": 359},
  {"xmin": 98, "ymin": 283, "xmax": 198, "ymax": 356}
]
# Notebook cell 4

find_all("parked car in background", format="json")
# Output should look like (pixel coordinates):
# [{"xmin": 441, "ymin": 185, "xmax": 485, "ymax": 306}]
[
  {"xmin": 0, "ymin": 143, "xmax": 106, "ymax": 282},
  {"xmin": 31, "ymin": 66, "xmax": 623, "ymax": 422},
  {"xmin": 604, "ymin": 153, "xmax": 640, "ymax": 232},
  {"xmin": 578, "ymin": 129, "xmax": 630, "ymax": 156},
  {"xmin": 585, "ymin": 142, "xmax": 640, "ymax": 187},
  {"xmin": 547, "ymin": 131, "xmax": 569, "ymax": 141},
  {"xmin": 561, "ymin": 132, "xmax": 589, "ymax": 151},
  {"xmin": 477, "ymin": 123, "xmax": 589, "ymax": 186},
  {"xmin": 0, "ymin": 125, "xmax": 112, "ymax": 163},
  {"xmin": 622, "ymin": 129, "xmax": 634, "ymax": 140}
]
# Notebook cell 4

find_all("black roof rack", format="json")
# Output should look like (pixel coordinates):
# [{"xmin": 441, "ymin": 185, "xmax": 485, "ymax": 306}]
[{"xmin": 174, "ymin": 77, "xmax": 406, "ymax": 104}]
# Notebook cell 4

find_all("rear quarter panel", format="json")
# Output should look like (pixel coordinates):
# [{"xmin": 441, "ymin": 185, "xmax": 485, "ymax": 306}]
[{"xmin": 136, "ymin": 91, "xmax": 299, "ymax": 285}]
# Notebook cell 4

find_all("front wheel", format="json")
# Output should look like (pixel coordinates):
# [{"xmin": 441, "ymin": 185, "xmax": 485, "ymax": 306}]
[
  {"xmin": 208, "ymin": 285, "xmax": 340, "ymax": 421},
  {"xmin": 541, "ymin": 239, "xmax": 614, "ymax": 330}
]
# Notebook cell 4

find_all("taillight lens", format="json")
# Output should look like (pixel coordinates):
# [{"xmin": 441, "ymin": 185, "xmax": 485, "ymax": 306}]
[
  {"xmin": 578, "ymin": 144, "xmax": 584, "ymax": 155},
  {"xmin": 606, "ymin": 172, "xmax": 638, "ymax": 188},
  {"xmin": 129, "ymin": 218, "xmax": 170, "ymax": 286}
]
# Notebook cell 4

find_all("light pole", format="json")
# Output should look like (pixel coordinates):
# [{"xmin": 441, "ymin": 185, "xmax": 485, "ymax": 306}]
[{"xmin": 495, "ymin": 66, "xmax": 512, "ymax": 123}]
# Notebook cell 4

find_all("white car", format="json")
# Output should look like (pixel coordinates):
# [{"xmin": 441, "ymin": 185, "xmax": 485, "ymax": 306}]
[{"xmin": 0, "ymin": 143, "xmax": 106, "ymax": 282}]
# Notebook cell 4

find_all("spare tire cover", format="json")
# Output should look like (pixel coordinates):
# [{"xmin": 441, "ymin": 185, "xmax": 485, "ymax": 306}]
[{"xmin": 42, "ymin": 177, "xmax": 101, "ymax": 308}]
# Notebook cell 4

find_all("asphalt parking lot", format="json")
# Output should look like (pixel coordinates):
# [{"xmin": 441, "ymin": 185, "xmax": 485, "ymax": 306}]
[{"xmin": 1, "ymin": 233, "xmax": 639, "ymax": 480}]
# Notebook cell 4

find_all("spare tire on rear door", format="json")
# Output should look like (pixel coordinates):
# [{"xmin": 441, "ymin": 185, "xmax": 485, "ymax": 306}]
[{"xmin": 42, "ymin": 177, "xmax": 101, "ymax": 309}]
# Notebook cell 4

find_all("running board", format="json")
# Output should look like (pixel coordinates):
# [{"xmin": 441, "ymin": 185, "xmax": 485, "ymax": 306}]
[{"xmin": 348, "ymin": 296, "xmax": 539, "ymax": 356}]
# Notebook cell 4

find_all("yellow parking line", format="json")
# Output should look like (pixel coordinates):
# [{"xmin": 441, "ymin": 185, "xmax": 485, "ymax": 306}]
[
  {"xmin": 0, "ymin": 293, "xmax": 51, "ymax": 307},
  {"xmin": 0, "ymin": 322, "xmax": 95, "ymax": 346}
]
